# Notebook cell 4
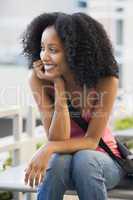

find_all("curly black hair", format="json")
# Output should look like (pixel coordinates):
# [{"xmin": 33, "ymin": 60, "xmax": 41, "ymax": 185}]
[{"xmin": 22, "ymin": 12, "xmax": 119, "ymax": 88}]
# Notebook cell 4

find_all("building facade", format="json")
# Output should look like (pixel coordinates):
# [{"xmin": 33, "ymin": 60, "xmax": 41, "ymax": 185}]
[{"xmin": 0, "ymin": 0, "xmax": 133, "ymax": 89}]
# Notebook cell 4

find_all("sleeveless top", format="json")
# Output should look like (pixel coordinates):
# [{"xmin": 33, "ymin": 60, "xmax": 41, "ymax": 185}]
[
  {"xmin": 48, "ymin": 85, "xmax": 121, "ymax": 158},
  {"xmin": 71, "ymin": 110, "xmax": 121, "ymax": 157}
]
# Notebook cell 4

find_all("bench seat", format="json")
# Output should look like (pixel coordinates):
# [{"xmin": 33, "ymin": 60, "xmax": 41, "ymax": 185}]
[{"xmin": 0, "ymin": 164, "xmax": 133, "ymax": 199}]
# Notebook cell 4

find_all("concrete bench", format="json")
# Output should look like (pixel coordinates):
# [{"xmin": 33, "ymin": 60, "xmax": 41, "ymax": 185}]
[
  {"xmin": 0, "ymin": 164, "xmax": 133, "ymax": 200},
  {"xmin": 0, "ymin": 106, "xmax": 133, "ymax": 199}
]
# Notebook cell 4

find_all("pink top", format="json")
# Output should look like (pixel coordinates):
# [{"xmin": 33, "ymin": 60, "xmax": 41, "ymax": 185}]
[
  {"xmin": 48, "ymin": 85, "xmax": 121, "ymax": 158},
  {"xmin": 71, "ymin": 110, "xmax": 121, "ymax": 157}
]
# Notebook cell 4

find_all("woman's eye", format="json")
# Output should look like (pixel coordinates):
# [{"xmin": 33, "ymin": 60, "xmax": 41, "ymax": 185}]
[
  {"xmin": 41, "ymin": 47, "xmax": 57, "ymax": 53},
  {"xmin": 50, "ymin": 48, "xmax": 57, "ymax": 53}
]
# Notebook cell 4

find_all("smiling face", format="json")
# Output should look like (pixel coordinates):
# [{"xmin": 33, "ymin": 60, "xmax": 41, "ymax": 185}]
[{"xmin": 40, "ymin": 25, "xmax": 69, "ymax": 77}]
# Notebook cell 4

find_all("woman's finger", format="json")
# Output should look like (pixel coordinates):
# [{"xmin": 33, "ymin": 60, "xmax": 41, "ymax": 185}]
[
  {"xmin": 34, "ymin": 64, "xmax": 43, "ymax": 72},
  {"xmin": 40, "ymin": 170, "xmax": 45, "ymax": 184},
  {"xmin": 24, "ymin": 164, "xmax": 33, "ymax": 184},
  {"xmin": 35, "ymin": 171, "xmax": 41, "ymax": 186},
  {"xmin": 29, "ymin": 176, "xmax": 35, "ymax": 187},
  {"xmin": 40, "ymin": 166, "xmax": 46, "ymax": 182},
  {"xmin": 33, "ymin": 60, "xmax": 44, "ymax": 75},
  {"xmin": 33, "ymin": 60, "xmax": 43, "ymax": 68},
  {"xmin": 29, "ymin": 168, "xmax": 36, "ymax": 187},
  {"xmin": 38, "ymin": 174, "xmax": 44, "ymax": 185}
]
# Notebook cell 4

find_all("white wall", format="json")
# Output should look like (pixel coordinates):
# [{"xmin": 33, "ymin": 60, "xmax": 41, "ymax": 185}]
[
  {"xmin": 123, "ymin": 0, "xmax": 133, "ymax": 89},
  {"xmin": 0, "ymin": 0, "xmax": 76, "ymax": 18},
  {"xmin": 0, "ymin": 0, "xmax": 77, "ymax": 62},
  {"xmin": 0, "ymin": 0, "xmax": 133, "ymax": 90}
]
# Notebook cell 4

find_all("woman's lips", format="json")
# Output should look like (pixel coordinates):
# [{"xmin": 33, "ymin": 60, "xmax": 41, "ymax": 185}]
[{"xmin": 44, "ymin": 64, "xmax": 56, "ymax": 71}]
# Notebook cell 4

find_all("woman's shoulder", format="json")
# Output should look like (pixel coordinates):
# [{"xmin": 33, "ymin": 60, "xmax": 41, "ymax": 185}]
[{"xmin": 95, "ymin": 76, "xmax": 119, "ymax": 93}]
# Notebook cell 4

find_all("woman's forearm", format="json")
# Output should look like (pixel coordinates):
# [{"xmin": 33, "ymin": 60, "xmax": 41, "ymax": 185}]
[
  {"xmin": 49, "ymin": 106, "xmax": 70, "ymax": 141},
  {"xmin": 48, "ymin": 79, "xmax": 71, "ymax": 141},
  {"xmin": 47, "ymin": 136, "xmax": 98, "ymax": 154}
]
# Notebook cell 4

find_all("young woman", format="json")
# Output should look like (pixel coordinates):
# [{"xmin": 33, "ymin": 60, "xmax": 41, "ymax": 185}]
[{"xmin": 22, "ymin": 12, "xmax": 125, "ymax": 200}]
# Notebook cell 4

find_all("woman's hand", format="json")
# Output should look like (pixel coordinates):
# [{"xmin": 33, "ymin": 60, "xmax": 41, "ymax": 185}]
[
  {"xmin": 24, "ymin": 144, "xmax": 53, "ymax": 187},
  {"xmin": 33, "ymin": 60, "xmax": 62, "ymax": 82},
  {"xmin": 33, "ymin": 59, "xmax": 68, "ymax": 98}
]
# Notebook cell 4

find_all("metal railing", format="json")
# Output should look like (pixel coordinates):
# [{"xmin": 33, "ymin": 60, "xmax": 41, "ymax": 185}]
[{"xmin": 0, "ymin": 106, "xmax": 44, "ymax": 167}]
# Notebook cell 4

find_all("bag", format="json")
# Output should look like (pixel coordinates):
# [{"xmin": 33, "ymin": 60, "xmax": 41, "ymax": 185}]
[
  {"xmin": 99, "ymin": 139, "xmax": 133, "ymax": 176},
  {"xmin": 67, "ymin": 99, "xmax": 133, "ymax": 176}
]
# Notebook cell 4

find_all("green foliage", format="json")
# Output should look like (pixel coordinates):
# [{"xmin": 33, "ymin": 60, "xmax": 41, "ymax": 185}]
[
  {"xmin": 127, "ymin": 140, "xmax": 133, "ymax": 149},
  {"xmin": 0, "ymin": 153, "xmax": 13, "ymax": 200},
  {"xmin": 0, "ymin": 143, "xmax": 44, "ymax": 200},
  {"xmin": 114, "ymin": 117, "xmax": 133, "ymax": 130},
  {"xmin": 36, "ymin": 142, "xmax": 44, "ymax": 149},
  {"xmin": 3, "ymin": 156, "xmax": 12, "ymax": 170},
  {"xmin": 0, "ymin": 191, "xmax": 13, "ymax": 200}
]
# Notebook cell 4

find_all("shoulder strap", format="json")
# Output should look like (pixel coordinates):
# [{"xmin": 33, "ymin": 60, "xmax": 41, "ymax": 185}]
[{"xmin": 67, "ymin": 99, "xmax": 120, "ymax": 161}]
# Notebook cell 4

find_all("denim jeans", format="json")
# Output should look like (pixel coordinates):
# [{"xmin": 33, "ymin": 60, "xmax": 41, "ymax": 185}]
[{"xmin": 37, "ymin": 150, "xmax": 125, "ymax": 200}]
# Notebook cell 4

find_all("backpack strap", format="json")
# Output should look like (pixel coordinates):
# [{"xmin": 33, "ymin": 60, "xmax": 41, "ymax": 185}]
[{"xmin": 67, "ymin": 99, "xmax": 120, "ymax": 161}]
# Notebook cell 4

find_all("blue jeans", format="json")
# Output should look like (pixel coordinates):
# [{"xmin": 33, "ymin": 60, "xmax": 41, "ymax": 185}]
[{"xmin": 37, "ymin": 150, "xmax": 125, "ymax": 200}]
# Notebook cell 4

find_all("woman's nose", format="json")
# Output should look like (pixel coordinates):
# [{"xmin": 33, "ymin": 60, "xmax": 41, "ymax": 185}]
[{"xmin": 40, "ymin": 50, "xmax": 51, "ymax": 62}]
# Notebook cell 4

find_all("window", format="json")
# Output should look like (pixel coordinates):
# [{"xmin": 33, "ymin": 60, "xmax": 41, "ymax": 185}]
[
  {"xmin": 118, "ymin": 63, "xmax": 123, "ymax": 88},
  {"xmin": 77, "ymin": 0, "xmax": 87, "ymax": 8},
  {"xmin": 116, "ymin": 7, "xmax": 124, "ymax": 12},
  {"xmin": 116, "ymin": 19, "xmax": 124, "ymax": 45},
  {"xmin": 115, "ymin": 47, "xmax": 123, "ymax": 88}
]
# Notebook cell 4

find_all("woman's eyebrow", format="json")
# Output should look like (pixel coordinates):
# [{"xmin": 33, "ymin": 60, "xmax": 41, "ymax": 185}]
[{"xmin": 41, "ymin": 42, "xmax": 59, "ymax": 47}]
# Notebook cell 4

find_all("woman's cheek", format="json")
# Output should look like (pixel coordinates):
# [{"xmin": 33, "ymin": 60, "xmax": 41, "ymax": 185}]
[
  {"xmin": 39, "ymin": 52, "xmax": 45, "ymax": 71},
  {"xmin": 40, "ymin": 51, "xmax": 43, "ymax": 61}
]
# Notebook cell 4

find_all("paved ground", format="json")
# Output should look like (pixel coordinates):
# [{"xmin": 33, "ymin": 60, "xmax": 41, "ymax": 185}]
[
  {"xmin": 64, "ymin": 197, "xmax": 78, "ymax": 200},
  {"xmin": 64, "ymin": 196, "xmax": 127, "ymax": 200}
]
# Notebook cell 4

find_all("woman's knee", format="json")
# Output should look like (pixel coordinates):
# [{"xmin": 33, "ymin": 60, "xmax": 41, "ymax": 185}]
[
  {"xmin": 46, "ymin": 153, "xmax": 72, "ymax": 175},
  {"xmin": 72, "ymin": 150, "xmax": 123, "ymax": 190},
  {"xmin": 72, "ymin": 150, "xmax": 103, "ymax": 178},
  {"xmin": 39, "ymin": 153, "xmax": 72, "ymax": 192}
]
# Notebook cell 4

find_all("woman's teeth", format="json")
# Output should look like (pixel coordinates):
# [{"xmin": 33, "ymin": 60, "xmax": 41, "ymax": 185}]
[{"xmin": 44, "ymin": 64, "xmax": 55, "ymax": 70}]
